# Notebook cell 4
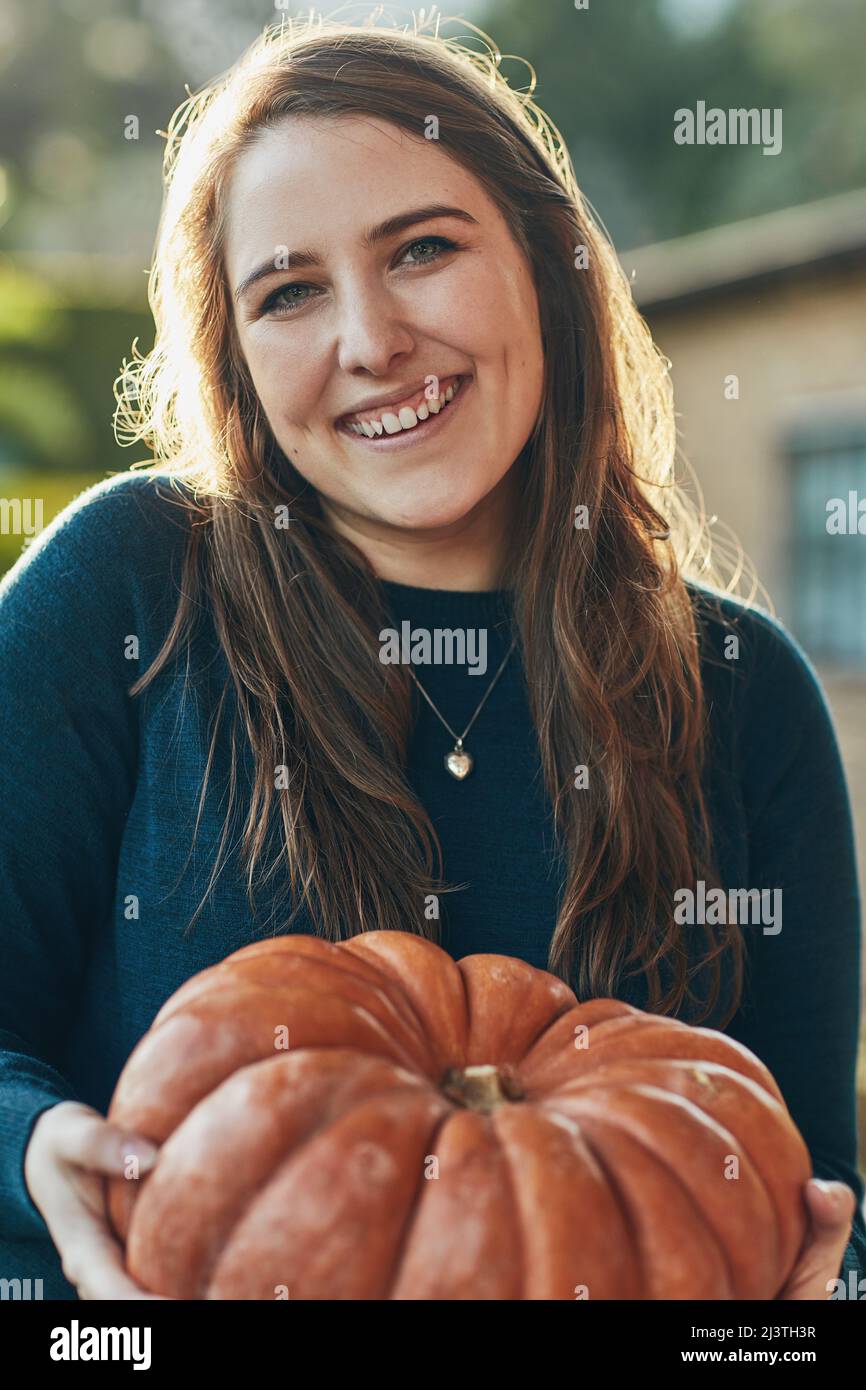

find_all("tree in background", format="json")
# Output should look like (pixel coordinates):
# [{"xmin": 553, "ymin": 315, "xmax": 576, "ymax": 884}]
[
  {"xmin": 0, "ymin": 0, "xmax": 864, "ymax": 507},
  {"xmin": 481, "ymin": 0, "xmax": 866, "ymax": 245},
  {"xmin": 1, "ymin": 0, "xmax": 864, "ymax": 258}
]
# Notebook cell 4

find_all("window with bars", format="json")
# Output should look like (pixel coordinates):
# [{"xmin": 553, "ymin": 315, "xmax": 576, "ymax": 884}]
[{"xmin": 785, "ymin": 420, "xmax": 866, "ymax": 669}]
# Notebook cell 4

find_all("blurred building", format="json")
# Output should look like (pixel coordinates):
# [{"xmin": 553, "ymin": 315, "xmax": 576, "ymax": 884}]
[{"xmin": 625, "ymin": 187, "xmax": 866, "ymax": 1147}]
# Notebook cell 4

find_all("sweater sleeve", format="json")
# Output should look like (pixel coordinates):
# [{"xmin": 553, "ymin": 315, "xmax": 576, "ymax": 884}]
[
  {"xmin": 0, "ymin": 479, "xmax": 139, "ymax": 1241},
  {"xmin": 722, "ymin": 606, "xmax": 866, "ymax": 1289}
]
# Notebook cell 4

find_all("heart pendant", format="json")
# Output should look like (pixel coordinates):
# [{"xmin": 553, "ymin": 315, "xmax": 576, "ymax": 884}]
[{"xmin": 445, "ymin": 747, "xmax": 474, "ymax": 780}]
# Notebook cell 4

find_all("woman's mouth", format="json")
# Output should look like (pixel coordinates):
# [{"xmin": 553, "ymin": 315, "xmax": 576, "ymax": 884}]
[{"xmin": 335, "ymin": 374, "xmax": 471, "ymax": 450}]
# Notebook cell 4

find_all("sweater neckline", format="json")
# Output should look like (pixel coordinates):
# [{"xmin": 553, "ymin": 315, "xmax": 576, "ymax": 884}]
[
  {"xmin": 379, "ymin": 578, "xmax": 512, "ymax": 598},
  {"xmin": 379, "ymin": 577, "xmax": 513, "ymax": 624}
]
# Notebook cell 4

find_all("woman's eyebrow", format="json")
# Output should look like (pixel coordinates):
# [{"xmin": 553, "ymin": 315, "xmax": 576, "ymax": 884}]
[{"xmin": 233, "ymin": 204, "xmax": 478, "ymax": 302}]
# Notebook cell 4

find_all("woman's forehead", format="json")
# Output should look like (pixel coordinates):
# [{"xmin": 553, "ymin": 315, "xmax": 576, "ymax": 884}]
[
  {"xmin": 227, "ymin": 114, "xmax": 474, "ymax": 209},
  {"xmin": 223, "ymin": 116, "xmax": 486, "ymax": 281}
]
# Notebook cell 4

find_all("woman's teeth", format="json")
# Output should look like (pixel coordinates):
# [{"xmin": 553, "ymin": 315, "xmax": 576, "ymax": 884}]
[{"xmin": 344, "ymin": 377, "xmax": 463, "ymax": 437}]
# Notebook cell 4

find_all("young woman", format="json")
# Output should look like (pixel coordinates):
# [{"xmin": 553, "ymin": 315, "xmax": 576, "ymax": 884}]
[{"xmin": 2, "ymin": 17, "xmax": 862, "ymax": 1300}]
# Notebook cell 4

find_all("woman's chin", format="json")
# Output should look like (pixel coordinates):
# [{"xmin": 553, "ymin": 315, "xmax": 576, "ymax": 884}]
[
  {"xmin": 376, "ymin": 501, "xmax": 486, "ymax": 532},
  {"xmin": 369, "ymin": 478, "xmax": 501, "ymax": 533}
]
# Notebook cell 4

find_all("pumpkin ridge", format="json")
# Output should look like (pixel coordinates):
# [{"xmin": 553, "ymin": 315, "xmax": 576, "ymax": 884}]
[
  {"xmin": 693, "ymin": 1066, "xmax": 807, "ymax": 1277},
  {"xmin": 152, "ymin": 958, "xmax": 437, "ymax": 1075},
  {"xmin": 519, "ymin": 1009, "xmax": 671, "ymax": 1092},
  {"xmin": 684, "ymin": 1026, "xmax": 784, "ymax": 1103},
  {"xmin": 517, "ymin": 994, "xmax": 586, "ymax": 1062},
  {"xmin": 207, "ymin": 1086, "xmax": 451, "ymax": 1298},
  {"xmin": 486, "ymin": 1107, "xmax": 526, "ymax": 1302},
  {"xmin": 563, "ymin": 1103, "xmax": 734, "ymax": 1298},
  {"xmin": 547, "ymin": 1102, "xmax": 645, "ymax": 1296},
  {"xmin": 579, "ymin": 1016, "xmax": 692, "ymax": 1058},
  {"xmin": 202, "ymin": 1077, "xmax": 438, "ymax": 1298},
  {"xmin": 108, "ymin": 992, "xmax": 428, "ymax": 1161},
  {"xmin": 456, "ymin": 949, "xmax": 472, "ymax": 1054},
  {"xmin": 541, "ymin": 1057, "xmax": 801, "ymax": 1277},
  {"xmin": 180, "ymin": 982, "xmax": 424, "ymax": 1068},
  {"xmin": 458, "ymin": 953, "xmax": 578, "ymax": 1066},
  {"xmin": 339, "ymin": 932, "xmax": 471, "ymax": 1068},
  {"xmin": 553, "ymin": 1086, "xmax": 765, "ymax": 1296},
  {"xmin": 379, "ymin": 1102, "xmax": 456, "ymax": 1300},
  {"xmin": 123, "ymin": 1051, "xmax": 432, "ymax": 1296},
  {"xmin": 328, "ymin": 953, "xmax": 445, "ymax": 1053},
  {"xmin": 283, "ymin": 947, "xmax": 442, "ymax": 1061},
  {"xmin": 543, "ymin": 1063, "xmax": 785, "ymax": 1284},
  {"xmin": 567, "ymin": 1019, "xmax": 781, "ymax": 1097},
  {"xmin": 488, "ymin": 1102, "xmax": 640, "ymax": 1298}
]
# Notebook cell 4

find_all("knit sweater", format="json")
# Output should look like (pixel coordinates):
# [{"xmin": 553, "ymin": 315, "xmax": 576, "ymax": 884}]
[{"xmin": 1, "ymin": 470, "xmax": 864, "ymax": 1299}]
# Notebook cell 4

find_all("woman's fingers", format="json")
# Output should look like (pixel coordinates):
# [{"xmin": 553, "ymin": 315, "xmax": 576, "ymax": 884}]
[
  {"xmin": 780, "ymin": 1179, "xmax": 856, "ymax": 1300},
  {"xmin": 48, "ymin": 1102, "xmax": 159, "ymax": 1176},
  {"xmin": 806, "ymin": 1178, "xmax": 857, "ymax": 1226},
  {"xmin": 57, "ymin": 1198, "xmax": 167, "ymax": 1299},
  {"xmin": 24, "ymin": 1101, "xmax": 167, "ymax": 1299}
]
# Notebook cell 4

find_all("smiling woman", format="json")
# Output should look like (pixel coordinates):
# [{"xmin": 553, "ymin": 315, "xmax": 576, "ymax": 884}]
[
  {"xmin": 1, "ymin": 11, "xmax": 864, "ymax": 1302},
  {"xmin": 220, "ymin": 116, "xmax": 543, "ymax": 561}
]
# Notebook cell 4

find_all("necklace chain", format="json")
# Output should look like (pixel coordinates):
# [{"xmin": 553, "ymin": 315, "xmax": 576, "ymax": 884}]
[{"xmin": 405, "ymin": 634, "xmax": 517, "ymax": 778}]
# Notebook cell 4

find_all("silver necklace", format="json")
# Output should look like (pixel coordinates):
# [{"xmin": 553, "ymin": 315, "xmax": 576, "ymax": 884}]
[{"xmin": 406, "ymin": 636, "xmax": 517, "ymax": 780}]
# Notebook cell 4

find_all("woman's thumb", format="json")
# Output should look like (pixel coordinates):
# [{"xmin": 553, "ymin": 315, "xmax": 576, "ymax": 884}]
[
  {"xmin": 110, "ymin": 1129, "xmax": 159, "ymax": 1176},
  {"xmin": 55, "ymin": 1108, "xmax": 159, "ymax": 1175}
]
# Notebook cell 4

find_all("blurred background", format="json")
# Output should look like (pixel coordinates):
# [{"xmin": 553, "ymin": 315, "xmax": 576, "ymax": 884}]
[{"xmin": 1, "ymin": 0, "xmax": 865, "ymax": 1161}]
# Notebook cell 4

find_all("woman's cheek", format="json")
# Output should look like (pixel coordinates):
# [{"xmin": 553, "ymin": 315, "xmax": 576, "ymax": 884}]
[{"xmin": 246, "ymin": 346, "xmax": 317, "ymax": 431}]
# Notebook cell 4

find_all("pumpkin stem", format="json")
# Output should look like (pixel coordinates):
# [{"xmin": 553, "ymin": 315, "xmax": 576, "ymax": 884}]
[{"xmin": 441, "ymin": 1063, "xmax": 525, "ymax": 1112}]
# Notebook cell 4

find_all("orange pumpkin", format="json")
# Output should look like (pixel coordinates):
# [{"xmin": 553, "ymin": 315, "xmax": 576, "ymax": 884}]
[{"xmin": 105, "ymin": 930, "xmax": 810, "ymax": 1299}]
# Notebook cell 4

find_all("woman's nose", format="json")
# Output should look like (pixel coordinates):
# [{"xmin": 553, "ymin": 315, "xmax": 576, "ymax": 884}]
[{"xmin": 334, "ymin": 281, "xmax": 417, "ymax": 376}]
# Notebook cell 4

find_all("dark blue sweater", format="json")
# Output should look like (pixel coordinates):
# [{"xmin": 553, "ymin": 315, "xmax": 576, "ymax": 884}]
[{"xmin": 1, "ymin": 471, "xmax": 864, "ymax": 1298}]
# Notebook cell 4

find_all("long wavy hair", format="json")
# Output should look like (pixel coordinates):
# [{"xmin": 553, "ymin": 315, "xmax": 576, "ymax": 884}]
[{"xmin": 115, "ymin": 12, "xmax": 760, "ymax": 1024}]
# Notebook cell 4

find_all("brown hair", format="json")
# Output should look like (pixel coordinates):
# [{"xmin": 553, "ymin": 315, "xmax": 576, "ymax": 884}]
[{"xmin": 115, "ymin": 13, "xmax": 760, "ymax": 1024}]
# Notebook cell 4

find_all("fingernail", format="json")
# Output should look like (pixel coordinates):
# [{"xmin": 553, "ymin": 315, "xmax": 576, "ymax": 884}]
[
  {"xmin": 124, "ymin": 1139, "xmax": 158, "ymax": 1171},
  {"xmin": 811, "ymin": 1178, "xmax": 840, "ymax": 1209}
]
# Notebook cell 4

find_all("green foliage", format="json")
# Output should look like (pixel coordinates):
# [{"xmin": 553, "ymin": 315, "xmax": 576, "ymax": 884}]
[
  {"xmin": 475, "ymin": 0, "xmax": 866, "ymax": 244},
  {"xmin": 0, "ymin": 278, "xmax": 153, "ymax": 474},
  {"xmin": 0, "ymin": 0, "xmax": 863, "ymax": 493},
  {"xmin": 0, "ymin": 262, "xmax": 67, "ymax": 346}
]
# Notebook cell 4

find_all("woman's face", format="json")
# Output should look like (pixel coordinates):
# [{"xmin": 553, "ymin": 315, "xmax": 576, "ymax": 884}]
[{"xmin": 223, "ymin": 114, "xmax": 544, "ymax": 549}]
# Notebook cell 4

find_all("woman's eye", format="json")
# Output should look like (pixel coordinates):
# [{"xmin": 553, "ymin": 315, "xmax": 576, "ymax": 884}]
[
  {"xmin": 261, "ymin": 283, "xmax": 317, "ymax": 317},
  {"xmin": 401, "ymin": 235, "xmax": 456, "ymax": 265},
  {"xmin": 259, "ymin": 236, "xmax": 457, "ymax": 317}
]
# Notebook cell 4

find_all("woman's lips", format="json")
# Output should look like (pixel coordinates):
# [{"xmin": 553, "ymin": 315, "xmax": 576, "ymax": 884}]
[
  {"xmin": 337, "ymin": 374, "xmax": 465, "ymax": 432},
  {"xmin": 335, "ymin": 375, "xmax": 471, "ymax": 450}
]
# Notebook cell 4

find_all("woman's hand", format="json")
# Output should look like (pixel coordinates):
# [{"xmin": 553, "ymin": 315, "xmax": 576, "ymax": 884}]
[
  {"xmin": 24, "ymin": 1099, "xmax": 169, "ymax": 1300},
  {"xmin": 777, "ymin": 1178, "xmax": 857, "ymax": 1300}
]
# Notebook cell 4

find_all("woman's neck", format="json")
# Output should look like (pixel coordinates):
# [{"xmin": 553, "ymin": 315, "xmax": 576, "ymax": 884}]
[{"xmin": 317, "ymin": 458, "xmax": 521, "ymax": 592}]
